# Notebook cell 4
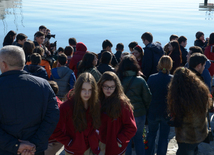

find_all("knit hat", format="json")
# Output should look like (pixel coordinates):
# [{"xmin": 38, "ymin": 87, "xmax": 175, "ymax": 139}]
[{"xmin": 196, "ymin": 31, "xmax": 204, "ymax": 39}]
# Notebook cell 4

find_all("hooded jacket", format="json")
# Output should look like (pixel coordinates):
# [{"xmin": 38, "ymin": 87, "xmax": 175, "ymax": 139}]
[
  {"xmin": 24, "ymin": 64, "xmax": 48, "ymax": 80},
  {"xmin": 204, "ymin": 44, "xmax": 214, "ymax": 76},
  {"xmin": 69, "ymin": 42, "xmax": 87, "ymax": 77},
  {"xmin": 142, "ymin": 43, "xmax": 164, "ymax": 80},
  {"xmin": 51, "ymin": 66, "xmax": 76, "ymax": 98}
]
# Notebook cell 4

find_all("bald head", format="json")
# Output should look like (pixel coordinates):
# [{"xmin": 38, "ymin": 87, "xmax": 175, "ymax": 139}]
[{"xmin": 0, "ymin": 45, "xmax": 25, "ymax": 72}]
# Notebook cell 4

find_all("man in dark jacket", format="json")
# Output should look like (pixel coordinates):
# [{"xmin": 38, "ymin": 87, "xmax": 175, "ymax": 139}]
[
  {"xmin": 97, "ymin": 39, "xmax": 118, "ymax": 67},
  {"xmin": 141, "ymin": 32, "xmax": 164, "ymax": 80},
  {"xmin": 0, "ymin": 45, "xmax": 59, "ymax": 155},
  {"xmin": 178, "ymin": 36, "xmax": 188, "ymax": 66}
]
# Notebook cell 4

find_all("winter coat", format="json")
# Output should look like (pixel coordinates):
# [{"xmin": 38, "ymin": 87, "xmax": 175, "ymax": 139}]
[
  {"xmin": 194, "ymin": 39, "xmax": 208, "ymax": 51},
  {"xmin": 99, "ymin": 102, "xmax": 137, "ymax": 155},
  {"xmin": 51, "ymin": 97, "xmax": 100, "ymax": 155},
  {"xmin": 175, "ymin": 111, "xmax": 208, "ymax": 144},
  {"xmin": 180, "ymin": 45, "xmax": 188, "ymax": 66},
  {"xmin": 147, "ymin": 71, "xmax": 173, "ymax": 120},
  {"xmin": 114, "ymin": 51, "xmax": 122, "ymax": 64},
  {"xmin": 24, "ymin": 64, "xmax": 48, "ymax": 80},
  {"xmin": 121, "ymin": 70, "xmax": 152, "ymax": 117},
  {"xmin": 51, "ymin": 66, "xmax": 76, "ymax": 98},
  {"xmin": 204, "ymin": 44, "xmax": 214, "ymax": 76},
  {"xmin": 81, "ymin": 68, "xmax": 101, "ymax": 82},
  {"xmin": 97, "ymin": 64, "xmax": 115, "ymax": 74},
  {"xmin": 142, "ymin": 43, "xmax": 164, "ymax": 80},
  {"xmin": 0, "ymin": 70, "xmax": 59, "ymax": 155},
  {"xmin": 69, "ymin": 42, "xmax": 87, "ymax": 77},
  {"xmin": 26, "ymin": 59, "xmax": 52, "ymax": 79},
  {"xmin": 168, "ymin": 50, "xmax": 182, "ymax": 74},
  {"xmin": 98, "ymin": 50, "xmax": 118, "ymax": 67}
]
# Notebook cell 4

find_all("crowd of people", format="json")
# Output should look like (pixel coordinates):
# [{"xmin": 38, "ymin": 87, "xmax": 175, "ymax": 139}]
[{"xmin": 0, "ymin": 25, "xmax": 214, "ymax": 155}]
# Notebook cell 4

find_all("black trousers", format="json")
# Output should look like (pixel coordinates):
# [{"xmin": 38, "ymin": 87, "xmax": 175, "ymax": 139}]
[{"xmin": 176, "ymin": 142, "xmax": 199, "ymax": 155}]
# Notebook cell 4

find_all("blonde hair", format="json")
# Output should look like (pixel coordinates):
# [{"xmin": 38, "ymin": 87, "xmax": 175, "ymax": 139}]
[{"xmin": 157, "ymin": 55, "xmax": 173, "ymax": 74}]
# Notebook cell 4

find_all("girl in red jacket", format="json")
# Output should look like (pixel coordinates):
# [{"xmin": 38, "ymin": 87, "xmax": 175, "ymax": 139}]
[
  {"xmin": 52, "ymin": 72, "xmax": 101, "ymax": 155},
  {"xmin": 98, "ymin": 71, "xmax": 137, "ymax": 155}
]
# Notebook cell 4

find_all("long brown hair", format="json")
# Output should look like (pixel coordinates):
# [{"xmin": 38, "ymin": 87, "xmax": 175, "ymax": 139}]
[
  {"xmin": 167, "ymin": 67, "xmax": 210, "ymax": 123},
  {"xmin": 69, "ymin": 72, "xmax": 100, "ymax": 132},
  {"xmin": 98, "ymin": 71, "xmax": 133, "ymax": 119}
]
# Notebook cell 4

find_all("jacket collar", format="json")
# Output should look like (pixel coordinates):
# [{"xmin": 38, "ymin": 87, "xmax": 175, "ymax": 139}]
[{"xmin": 0, "ymin": 70, "xmax": 29, "ymax": 78}]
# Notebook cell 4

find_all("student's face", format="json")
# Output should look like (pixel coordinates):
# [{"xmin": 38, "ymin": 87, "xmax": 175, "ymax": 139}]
[
  {"xmin": 132, "ymin": 50, "xmax": 141, "ymax": 59},
  {"xmin": 198, "ymin": 63, "xmax": 206, "ymax": 74},
  {"xmin": 80, "ymin": 82, "xmax": 92, "ymax": 103},
  {"xmin": 199, "ymin": 35, "xmax": 204, "ymax": 41},
  {"xmin": 182, "ymin": 40, "xmax": 187, "ymax": 47},
  {"xmin": 20, "ymin": 38, "xmax": 27, "ymax": 46},
  {"xmin": 93, "ymin": 56, "xmax": 98, "ymax": 66},
  {"xmin": 40, "ymin": 28, "xmax": 47, "ymax": 34},
  {"xmin": 102, "ymin": 80, "xmax": 116, "ymax": 97},
  {"xmin": 36, "ymin": 36, "xmax": 45, "ymax": 45}
]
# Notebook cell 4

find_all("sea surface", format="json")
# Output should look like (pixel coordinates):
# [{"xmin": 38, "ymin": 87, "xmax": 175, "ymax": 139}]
[{"xmin": 0, "ymin": 0, "xmax": 214, "ymax": 53}]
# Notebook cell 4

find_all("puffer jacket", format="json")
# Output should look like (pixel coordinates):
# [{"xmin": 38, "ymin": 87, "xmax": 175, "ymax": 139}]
[
  {"xmin": 121, "ymin": 70, "xmax": 152, "ymax": 117},
  {"xmin": 51, "ymin": 66, "xmax": 76, "ymax": 98}
]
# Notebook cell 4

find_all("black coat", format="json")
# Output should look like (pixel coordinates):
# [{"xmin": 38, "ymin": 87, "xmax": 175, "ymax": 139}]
[
  {"xmin": 97, "ymin": 63, "xmax": 115, "ymax": 74},
  {"xmin": 0, "ymin": 70, "xmax": 59, "ymax": 154}
]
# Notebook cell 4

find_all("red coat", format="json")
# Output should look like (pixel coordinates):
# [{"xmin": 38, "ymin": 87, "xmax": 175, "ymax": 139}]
[
  {"xmin": 204, "ymin": 43, "xmax": 214, "ymax": 76},
  {"xmin": 69, "ymin": 42, "xmax": 87, "ymax": 77},
  {"xmin": 99, "ymin": 103, "xmax": 137, "ymax": 155},
  {"xmin": 51, "ymin": 98, "xmax": 100, "ymax": 155},
  {"xmin": 48, "ymin": 96, "xmax": 63, "ymax": 143}
]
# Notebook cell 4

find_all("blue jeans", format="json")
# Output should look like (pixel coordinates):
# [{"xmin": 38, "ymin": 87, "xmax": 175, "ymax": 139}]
[
  {"xmin": 176, "ymin": 142, "xmax": 199, "ymax": 155},
  {"xmin": 146, "ymin": 116, "xmax": 170, "ymax": 155},
  {"xmin": 126, "ymin": 115, "xmax": 146, "ymax": 155}
]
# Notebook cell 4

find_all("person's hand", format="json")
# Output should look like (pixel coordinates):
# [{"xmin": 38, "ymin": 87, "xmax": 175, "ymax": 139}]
[
  {"xmin": 17, "ymin": 140, "xmax": 36, "ymax": 155},
  {"xmin": 21, "ymin": 149, "xmax": 34, "ymax": 155},
  {"xmin": 117, "ymin": 142, "xmax": 122, "ymax": 148}
]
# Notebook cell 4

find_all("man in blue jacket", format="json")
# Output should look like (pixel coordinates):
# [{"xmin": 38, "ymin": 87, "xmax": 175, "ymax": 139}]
[
  {"xmin": 0, "ymin": 45, "xmax": 59, "ymax": 155},
  {"xmin": 141, "ymin": 32, "xmax": 164, "ymax": 80}
]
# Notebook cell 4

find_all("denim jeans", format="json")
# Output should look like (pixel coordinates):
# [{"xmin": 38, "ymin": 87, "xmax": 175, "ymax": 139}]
[
  {"xmin": 146, "ymin": 116, "xmax": 170, "ymax": 155},
  {"xmin": 176, "ymin": 142, "xmax": 199, "ymax": 155},
  {"xmin": 126, "ymin": 115, "xmax": 146, "ymax": 155}
]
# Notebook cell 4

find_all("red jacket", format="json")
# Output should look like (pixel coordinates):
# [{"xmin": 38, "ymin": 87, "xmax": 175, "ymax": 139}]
[
  {"xmin": 48, "ymin": 97, "xmax": 63, "ymax": 143},
  {"xmin": 51, "ymin": 98, "xmax": 100, "ymax": 155},
  {"xmin": 204, "ymin": 44, "xmax": 214, "ymax": 76},
  {"xmin": 69, "ymin": 42, "xmax": 87, "ymax": 77},
  {"xmin": 99, "ymin": 103, "xmax": 137, "ymax": 155}
]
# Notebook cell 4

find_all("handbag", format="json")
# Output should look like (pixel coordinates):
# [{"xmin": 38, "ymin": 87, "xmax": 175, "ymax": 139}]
[{"xmin": 203, "ymin": 112, "xmax": 213, "ymax": 143}]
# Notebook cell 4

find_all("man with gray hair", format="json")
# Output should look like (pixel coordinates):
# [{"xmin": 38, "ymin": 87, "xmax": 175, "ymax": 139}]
[{"xmin": 0, "ymin": 45, "xmax": 59, "ymax": 155}]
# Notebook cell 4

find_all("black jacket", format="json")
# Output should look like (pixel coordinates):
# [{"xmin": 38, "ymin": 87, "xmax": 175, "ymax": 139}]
[
  {"xmin": 142, "ymin": 43, "xmax": 164, "ymax": 80},
  {"xmin": 0, "ymin": 70, "xmax": 59, "ymax": 154},
  {"xmin": 24, "ymin": 64, "xmax": 48, "ymax": 80},
  {"xmin": 97, "ymin": 63, "xmax": 115, "ymax": 74},
  {"xmin": 180, "ymin": 45, "xmax": 188, "ymax": 66}
]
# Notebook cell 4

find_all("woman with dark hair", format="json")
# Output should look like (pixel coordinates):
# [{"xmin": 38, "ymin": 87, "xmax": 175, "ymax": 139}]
[
  {"xmin": 132, "ymin": 45, "xmax": 144, "ymax": 69},
  {"xmin": 168, "ymin": 67, "xmax": 211, "ymax": 155},
  {"xmin": 204, "ymin": 32, "xmax": 214, "ymax": 76},
  {"xmin": 194, "ymin": 31, "xmax": 208, "ymax": 51},
  {"xmin": 146, "ymin": 55, "xmax": 173, "ymax": 155},
  {"xmin": 98, "ymin": 71, "xmax": 137, "ymax": 155},
  {"xmin": 167, "ymin": 40, "xmax": 182, "ymax": 73},
  {"xmin": 52, "ymin": 72, "xmax": 101, "ymax": 155},
  {"xmin": 78, "ymin": 52, "xmax": 101, "ymax": 82},
  {"xmin": 23, "ymin": 40, "xmax": 35, "ymax": 63},
  {"xmin": 97, "ymin": 51, "xmax": 115, "ymax": 74},
  {"xmin": 3, "ymin": 30, "xmax": 16, "ymax": 46},
  {"xmin": 117, "ymin": 55, "xmax": 152, "ymax": 155}
]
